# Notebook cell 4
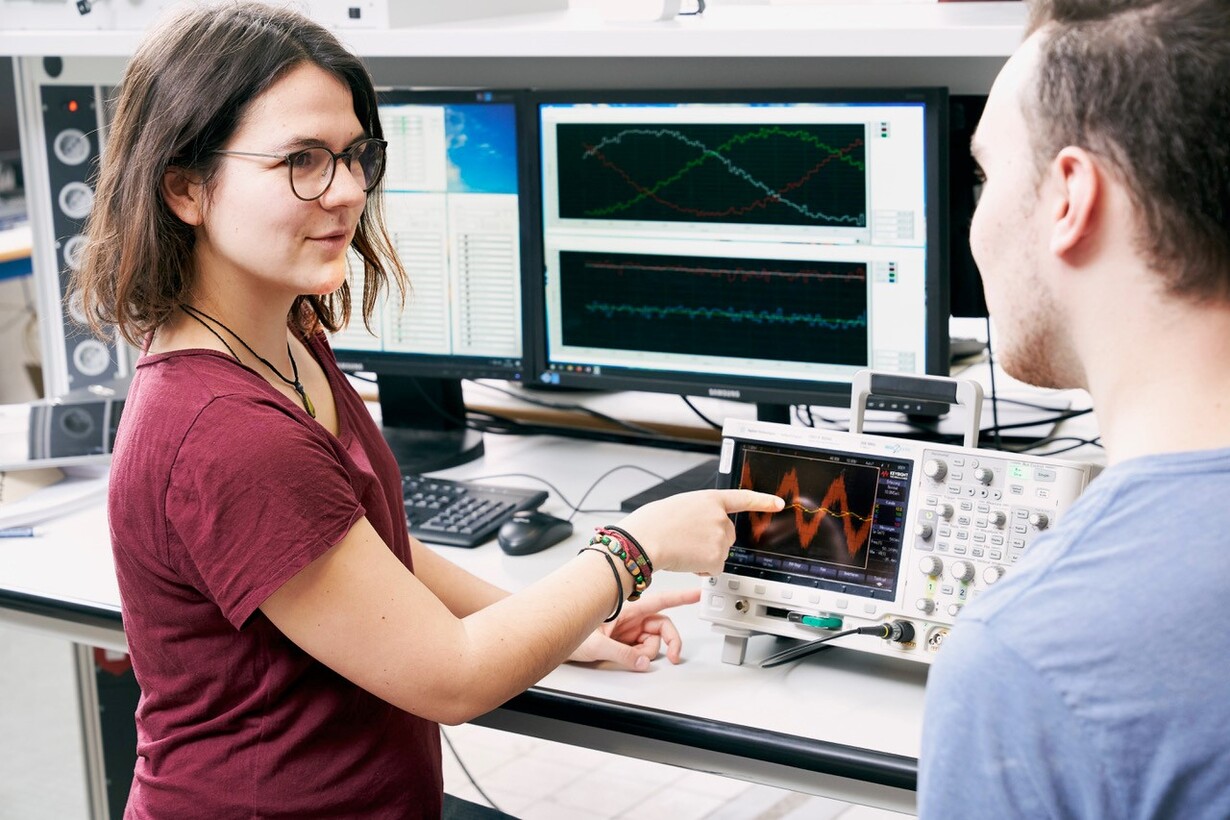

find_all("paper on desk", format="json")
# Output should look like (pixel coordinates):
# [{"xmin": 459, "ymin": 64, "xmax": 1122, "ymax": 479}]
[{"xmin": 0, "ymin": 467, "xmax": 109, "ymax": 529}]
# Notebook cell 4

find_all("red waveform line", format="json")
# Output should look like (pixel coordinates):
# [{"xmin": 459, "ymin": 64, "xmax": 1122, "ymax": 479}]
[
  {"xmin": 584, "ymin": 260, "xmax": 866, "ymax": 284},
  {"xmin": 583, "ymin": 141, "xmax": 862, "ymax": 220},
  {"xmin": 743, "ymin": 461, "xmax": 874, "ymax": 559}
]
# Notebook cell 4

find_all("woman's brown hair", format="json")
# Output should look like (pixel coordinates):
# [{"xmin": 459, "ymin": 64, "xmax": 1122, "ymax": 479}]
[{"xmin": 72, "ymin": 1, "xmax": 405, "ymax": 346}]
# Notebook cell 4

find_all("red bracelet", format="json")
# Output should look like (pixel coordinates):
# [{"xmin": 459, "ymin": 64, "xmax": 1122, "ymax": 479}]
[{"xmin": 590, "ymin": 528, "xmax": 651, "ymax": 601}]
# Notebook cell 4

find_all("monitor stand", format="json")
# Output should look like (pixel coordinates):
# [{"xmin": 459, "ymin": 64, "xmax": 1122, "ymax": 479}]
[
  {"xmin": 376, "ymin": 374, "xmax": 485, "ymax": 474},
  {"xmin": 619, "ymin": 402, "xmax": 790, "ymax": 511}
]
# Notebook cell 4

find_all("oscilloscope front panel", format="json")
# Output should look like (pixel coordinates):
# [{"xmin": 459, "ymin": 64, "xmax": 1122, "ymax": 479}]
[{"xmin": 702, "ymin": 418, "xmax": 1094, "ymax": 665}]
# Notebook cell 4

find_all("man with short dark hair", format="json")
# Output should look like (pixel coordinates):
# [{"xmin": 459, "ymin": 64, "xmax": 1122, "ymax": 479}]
[{"xmin": 920, "ymin": 1, "xmax": 1230, "ymax": 816}]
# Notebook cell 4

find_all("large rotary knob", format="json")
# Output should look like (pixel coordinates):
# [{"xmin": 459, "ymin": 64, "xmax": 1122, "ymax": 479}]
[
  {"xmin": 982, "ymin": 565, "xmax": 1006, "ymax": 585},
  {"xmin": 938, "ymin": 502, "xmax": 955, "ymax": 520},
  {"xmin": 951, "ymin": 560, "xmax": 975, "ymax": 583},
  {"xmin": 973, "ymin": 466, "xmax": 994, "ymax": 485},
  {"xmin": 989, "ymin": 510, "xmax": 1007, "ymax": 527},
  {"xmin": 915, "ymin": 522, "xmax": 934, "ymax": 540},
  {"xmin": 923, "ymin": 459, "xmax": 947, "ymax": 481},
  {"xmin": 919, "ymin": 556, "xmax": 944, "ymax": 577},
  {"xmin": 1028, "ymin": 512, "xmax": 1051, "ymax": 530}
]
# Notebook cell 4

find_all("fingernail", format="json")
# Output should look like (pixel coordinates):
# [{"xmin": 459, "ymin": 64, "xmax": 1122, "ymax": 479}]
[{"xmin": 635, "ymin": 656, "xmax": 650, "ymax": 671}]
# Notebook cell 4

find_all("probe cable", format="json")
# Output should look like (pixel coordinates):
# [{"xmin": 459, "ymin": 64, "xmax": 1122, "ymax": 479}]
[{"xmin": 759, "ymin": 621, "xmax": 916, "ymax": 669}]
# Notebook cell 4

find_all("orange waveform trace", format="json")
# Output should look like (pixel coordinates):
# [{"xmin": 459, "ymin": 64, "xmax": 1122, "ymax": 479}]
[{"xmin": 743, "ymin": 461, "xmax": 874, "ymax": 559}]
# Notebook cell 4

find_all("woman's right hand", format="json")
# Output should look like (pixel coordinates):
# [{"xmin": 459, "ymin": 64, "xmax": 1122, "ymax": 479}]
[{"xmin": 615, "ymin": 489, "xmax": 784, "ymax": 576}]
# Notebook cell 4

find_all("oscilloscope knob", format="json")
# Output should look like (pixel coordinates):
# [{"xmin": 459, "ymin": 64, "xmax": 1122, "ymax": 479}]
[
  {"xmin": 973, "ymin": 466, "xmax": 994, "ymax": 486},
  {"xmin": 923, "ymin": 459, "xmax": 947, "ymax": 482},
  {"xmin": 938, "ymin": 503, "xmax": 955, "ymax": 520},
  {"xmin": 918, "ymin": 556, "xmax": 943, "ymax": 578},
  {"xmin": 1028, "ymin": 512, "xmax": 1051, "ymax": 530},
  {"xmin": 989, "ymin": 510, "xmax": 1008, "ymax": 527},
  {"xmin": 915, "ymin": 598, "xmax": 936, "ymax": 615},
  {"xmin": 915, "ymin": 523, "xmax": 934, "ymax": 540},
  {"xmin": 982, "ymin": 566, "xmax": 1006, "ymax": 585},
  {"xmin": 950, "ymin": 560, "xmax": 976, "ymax": 584}
]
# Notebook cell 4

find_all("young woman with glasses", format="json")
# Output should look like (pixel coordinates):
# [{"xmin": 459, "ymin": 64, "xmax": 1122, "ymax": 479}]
[{"xmin": 70, "ymin": 4, "xmax": 781, "ymax": 817}]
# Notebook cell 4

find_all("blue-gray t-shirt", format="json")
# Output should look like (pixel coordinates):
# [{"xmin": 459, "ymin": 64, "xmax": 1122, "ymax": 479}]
[{"xmin": 920, "ymin": 448, "xmax": 1230, "ymax": 819}]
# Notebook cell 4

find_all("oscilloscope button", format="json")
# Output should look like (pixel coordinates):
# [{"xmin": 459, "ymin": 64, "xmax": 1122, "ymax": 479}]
[{"xmin": 923, "ymin": 459, "xmax": 947, "ymax": 481}]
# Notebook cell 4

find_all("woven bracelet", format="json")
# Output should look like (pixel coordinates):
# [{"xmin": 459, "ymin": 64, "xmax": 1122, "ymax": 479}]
[
  {"xmin": 604, "ymin": 525, "xmax": 654, "ymax": 576},
  {"xmin": 578, "ymin": 546, "xmax": 624, "ymax": 623},
  {"xmin": 590, "ymin": 529, "xmax": 649, "ymax": 601}
]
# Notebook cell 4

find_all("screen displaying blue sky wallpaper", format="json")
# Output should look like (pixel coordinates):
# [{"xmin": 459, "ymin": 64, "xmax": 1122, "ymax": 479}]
[{"xmin": 445, "ymin": 104, "xmax": 518, "ymax": 195}]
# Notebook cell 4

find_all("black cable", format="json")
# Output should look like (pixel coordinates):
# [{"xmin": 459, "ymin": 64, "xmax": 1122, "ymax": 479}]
[
  {"xmin": 679, "ymin": 395, "xmax": 723, "ymax": 430},
  {"xmin": 760, "ymin": 621, "xmax": 916, "ymax": 668},
  {"xmin": 469, "ymin": 380, "xmax": 662, "ymax": 437},
  {"xmin": 439, "ymin": 728, "xmax": 503, "ymax": 814},
  {"xmin": 984, "ymin": 316, "xmax": 1003, "ymax": 451},
  {"xmin": 470, "ymin": 465, "xmax": 673, "ymax": 523}
]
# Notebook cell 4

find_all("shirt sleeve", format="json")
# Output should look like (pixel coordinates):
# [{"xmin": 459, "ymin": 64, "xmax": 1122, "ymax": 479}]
[
  {"xmin": 164, "ymin": 395, "xmax": 367, "ymax": 628},
  {"xmin": 919, "ymin": 620, "xmax": 1115, "ymax": 820}
]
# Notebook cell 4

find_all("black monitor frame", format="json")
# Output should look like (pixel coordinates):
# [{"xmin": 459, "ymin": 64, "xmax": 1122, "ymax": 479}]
[
  {"xmin": 527, "ymin": 86, "xmax": 950, "ymax": 418},
  {"xmin": 331, "ymin": 88, "xmax": 542, "ymax": 472}
]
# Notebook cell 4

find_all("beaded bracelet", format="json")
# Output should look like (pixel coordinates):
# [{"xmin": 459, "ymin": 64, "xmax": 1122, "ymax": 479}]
[
  {"xmin": 604, "ymin": 525, "xmax": 654, "ymax": 577},
  {"xmin": 578, "ymin": 546, "xmax": 624, "ymax": 623},
  {"xmin": 589, "ymin": 528, "xmax": 650, "ymax": 601}
]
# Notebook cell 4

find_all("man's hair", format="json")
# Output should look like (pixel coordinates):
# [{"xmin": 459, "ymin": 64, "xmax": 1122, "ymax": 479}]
[
  {"xmin": 1026, "ymin": 0, "xmax": 1230, "ymax": 300},
  {"xmin": 72, "ymin": 1, "xmax": 406, "ymax": 345}
]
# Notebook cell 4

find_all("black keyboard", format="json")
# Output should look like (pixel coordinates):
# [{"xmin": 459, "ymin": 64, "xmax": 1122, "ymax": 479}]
[{"xmin": 402, "ymin": 474, "xmax": 548, "ymax": 548}]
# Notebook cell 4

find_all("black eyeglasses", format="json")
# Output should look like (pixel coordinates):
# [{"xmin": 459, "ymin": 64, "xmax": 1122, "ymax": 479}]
[{"xmin": 213, "ymin": 137, "xmax": 387, "ymax": 201}]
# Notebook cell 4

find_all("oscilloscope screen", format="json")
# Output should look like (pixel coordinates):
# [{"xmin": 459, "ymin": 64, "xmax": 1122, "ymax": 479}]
[{"xmin": 725, "ymin": 442, "xmax": 913, "ymax": 600}]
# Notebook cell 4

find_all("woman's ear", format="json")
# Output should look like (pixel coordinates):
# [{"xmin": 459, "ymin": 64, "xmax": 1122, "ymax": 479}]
[{"xmin": 162, "ymin": 167, "xmax": 204, "ymax": 226}]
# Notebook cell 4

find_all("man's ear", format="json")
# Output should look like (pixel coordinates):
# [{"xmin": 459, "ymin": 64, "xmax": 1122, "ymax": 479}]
[
  {"xmin": 162, "ymin": 167, "xmax": 204, "ymax": 226},
  {"xmin": 1048, "ymin": 146, "xmax": 1100, "ymax": 258}
]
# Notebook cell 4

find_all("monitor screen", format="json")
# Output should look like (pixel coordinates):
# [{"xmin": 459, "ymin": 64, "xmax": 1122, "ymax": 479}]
[
  {"xmin": 532, "ymin": 88, "xmax": 949, "ymax": 412},
  {"xmin": 330, "ymin": 89, "xmax": 533, "ymax": 471}
]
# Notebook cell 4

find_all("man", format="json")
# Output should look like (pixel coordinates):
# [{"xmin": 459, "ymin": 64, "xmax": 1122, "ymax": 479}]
[{"xmin": 920, "ymin": 1, "xmax": 1230, "ymax": 817}]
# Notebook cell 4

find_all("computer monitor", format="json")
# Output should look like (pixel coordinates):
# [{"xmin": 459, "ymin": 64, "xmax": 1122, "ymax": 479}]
[
  {"xmin": 330, "ymin": 89, "xmax": 534, "ymax": 472},
  {"xmin": 531, "ymin": 88, "xmax": 950, "ymax": 420}
]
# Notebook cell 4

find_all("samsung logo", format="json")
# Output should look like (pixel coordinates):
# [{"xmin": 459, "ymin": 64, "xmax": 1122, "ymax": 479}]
[{"xmin": 708, "ymin": 388, "xmax": 742, "ymax": 399}]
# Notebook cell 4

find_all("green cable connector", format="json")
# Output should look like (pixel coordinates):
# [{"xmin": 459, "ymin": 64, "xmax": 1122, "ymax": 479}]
[{"xmin": 789, "ymin": 613, "xmax": 844, "ymax": 630}]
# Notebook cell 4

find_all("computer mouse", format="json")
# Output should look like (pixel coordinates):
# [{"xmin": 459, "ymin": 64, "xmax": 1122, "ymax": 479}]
[{"xmin": 497, "ymin": 510, "xmax": 574, "ymax": 556}]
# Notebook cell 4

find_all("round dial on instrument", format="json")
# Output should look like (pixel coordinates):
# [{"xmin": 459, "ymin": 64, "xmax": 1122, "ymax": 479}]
[
  {"xmin": 989, "ymin": 510, "xmax": 1007, "ymax": 527},
  {"xmin": 973, "ymin": 466, "xmax": 994, "ymax": 485},
  {"xmin": 919, "ymin": 556, "xmax": 944, "ymax": 577},
  {"xmin": 951, "ymin": 560, "xmax": 975, "ymax": 583},
  {"xmin": 982, "ymin": 566, "xmax": 1006, "ymax": 585},
  {"xmin": 915, "ymin": 598, "xmax": 936, "ymax": 614},
  {"xmin": 938, "ymin": 502, "xmax": 955, "ymax": 520},
  {"xmin": 923, "ymin": 459, "xmax": 947, "ymax": 481},
  {"xmin": 915, "ymin": 522, "xmax": 934, "ymax": 540},
  {"xmin": 1028, "ymin": 512, "xmax": 1051, "ymax": 530}
]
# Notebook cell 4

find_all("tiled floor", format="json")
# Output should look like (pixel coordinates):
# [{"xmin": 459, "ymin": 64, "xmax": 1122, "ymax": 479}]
[{"xmin": 0, "ymin": 622, "xmax": 911, "ymax": 820}]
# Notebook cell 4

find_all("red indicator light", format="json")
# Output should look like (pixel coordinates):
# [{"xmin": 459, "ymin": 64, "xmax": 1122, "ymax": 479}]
[{"xmin": 67, "ymin": 100, "xmax": 79, "ymax": 113}]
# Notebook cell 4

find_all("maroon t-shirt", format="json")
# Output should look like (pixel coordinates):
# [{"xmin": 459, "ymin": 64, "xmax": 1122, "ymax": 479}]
[{"xmin": 108, "ymin": 332, "xmax": 442, "ymax": 819}]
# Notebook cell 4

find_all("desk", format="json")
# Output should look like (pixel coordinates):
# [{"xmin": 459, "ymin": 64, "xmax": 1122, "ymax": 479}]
[{"xmin": 0, "ymin": 380, "xmax": 1101, "ymax": 818}]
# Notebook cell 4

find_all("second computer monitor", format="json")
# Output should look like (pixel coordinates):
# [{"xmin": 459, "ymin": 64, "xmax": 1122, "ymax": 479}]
[{"xmin": 533, "ymin": 88, "xmax": 949, "ymax": 412}]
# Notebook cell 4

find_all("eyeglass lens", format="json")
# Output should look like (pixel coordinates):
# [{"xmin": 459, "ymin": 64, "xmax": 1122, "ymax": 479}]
[{"xmin": 290, "ymin": 140, "xmax": 385, "ymax": 200}]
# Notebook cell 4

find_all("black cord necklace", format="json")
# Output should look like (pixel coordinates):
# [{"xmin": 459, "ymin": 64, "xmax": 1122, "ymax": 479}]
[{"xmin": 181, "ymin": 304, "xmax": 316, "ymax": 418}]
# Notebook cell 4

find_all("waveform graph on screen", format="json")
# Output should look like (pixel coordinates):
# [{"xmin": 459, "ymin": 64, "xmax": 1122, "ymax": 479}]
[
  {"xmin": 558, "ymin": 250, "xmax": 868, "ymax": 367},
  {"xmin": 555, "ymin": 122, "xmax": 867, "ymax": 228},
  {"xmin": 736, "ymin": 450, "xmax": 881, "ymax": 569}
]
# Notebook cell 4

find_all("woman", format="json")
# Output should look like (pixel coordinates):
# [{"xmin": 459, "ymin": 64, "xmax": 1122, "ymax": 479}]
[{"xmin": 72, "ymin": 4, "xmax": 782, "ymax": 817}]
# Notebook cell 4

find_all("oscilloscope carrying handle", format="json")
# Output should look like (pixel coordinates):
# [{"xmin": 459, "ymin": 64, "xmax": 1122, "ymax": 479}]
[{"xmin": 849, "ymin": 370, "xmax": 985, "ymax": 448}]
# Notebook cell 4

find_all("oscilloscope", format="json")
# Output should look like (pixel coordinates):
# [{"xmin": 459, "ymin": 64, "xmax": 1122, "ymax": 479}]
[{"xmin": 701, "ymin": 372, "xmax": 1096, "ymax": 666}]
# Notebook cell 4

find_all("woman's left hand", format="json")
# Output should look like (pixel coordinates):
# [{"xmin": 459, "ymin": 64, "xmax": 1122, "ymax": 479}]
[{"xmin": 568, "ymin": 588, "xmax": 701, "ymax": 672}]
